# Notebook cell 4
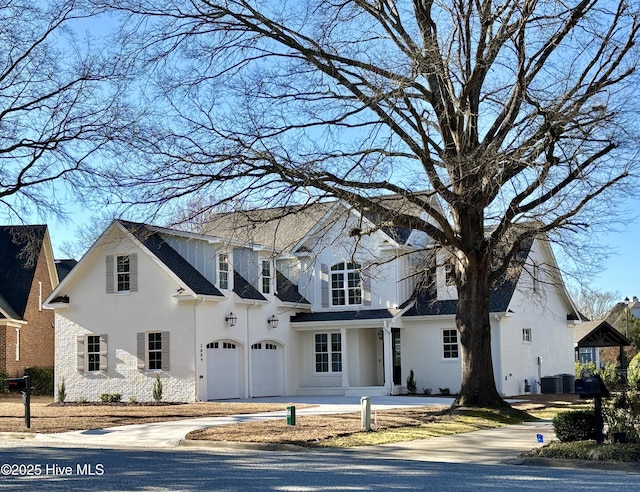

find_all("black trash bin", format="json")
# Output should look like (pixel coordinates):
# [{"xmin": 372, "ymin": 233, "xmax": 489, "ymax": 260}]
[
  {"xmin": 558, "ymin": 374, "xmax": 575, "ymax": 393},
  {"xmin": 540, "ymin": 376, "xmax": 562, "ymax": 394}
]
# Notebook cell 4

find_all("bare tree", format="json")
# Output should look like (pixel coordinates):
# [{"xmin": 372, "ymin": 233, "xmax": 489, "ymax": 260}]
[
  {"xmin": 572, "ymin": 288, "xmax": 620, "ymax": 321},
  {"xmin": 95, "ymin": 1, "xmax": 640, "ymax": 407},
  {"xmin": 0, "ymin": 1, "xmax": 132, "ymax": 224}
]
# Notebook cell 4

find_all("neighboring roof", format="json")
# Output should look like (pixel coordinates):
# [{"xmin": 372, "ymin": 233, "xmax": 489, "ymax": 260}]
[
  {"xmin": 119, "ymin": 221, "xmax": 223, "ymax": 297},
  {"xmin": 55, "ymin": 259, "xmax": 77, "ymax": 282},
  {"xmin": 291, "ymin": 308, "xmax": 399, "ymax": 323},
  {"xmin": 0, "ymin": 225, "xmax": 47, "ymax": 320},
  {"xmin": 574, "ymin": 320, "xmax": 631, "ymax": 348}
]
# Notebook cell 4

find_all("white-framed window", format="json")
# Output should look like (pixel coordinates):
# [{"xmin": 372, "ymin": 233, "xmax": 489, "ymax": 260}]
[
  {"xmin": 445, "ymin": 263, "xmax": 456, "ymax": 286},
  {"xmin": 315, "ymin": 333, "xmax": 342, "ymax": 373},
  {"xmin": 208, "ymin": 341, "xmax": 236, "ymax": 349},
  {"xmin": 522, "ymin": 328, "xmax": 532, "ymax": 343},
  {"xmin": 442, "ymin": 329, "xmax": 459, "ymax": 359},
  {"xmin": 87, "ymin": 335, "xmax": 101, "ymax": 371},
  {"xmin": 137, "ymin": 331, "xmax": 169, "ymax": 371},
  {"xmin": 116, "ymin": 255, "xmax": 131, "ymax": 292},
  {"xmin": 148, "ymin": 332, "xmax": 162, "ymax": 370},
  {"xmin": 218, "ymin": 253, "xmax": 230, "ymax": 290},
  {"xmin": 331, "ymin": 261, "xmax": 362, "ymax": 306},
  {"xmin": 77, "ymin": 334, "xmax": 108, "ymax": 372},
  {"xmin": 106, "ymin": 254, "xmax": 137, "ymax": 293},
  {"xmin": 261, "ymin": 259, "xmax": 273, "ymax": 294}
]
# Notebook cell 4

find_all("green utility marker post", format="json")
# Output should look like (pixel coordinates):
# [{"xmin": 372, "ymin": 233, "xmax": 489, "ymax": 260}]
[{"xmin": 286, "ymin": 405, "xmax": 296, "ymax": 425}]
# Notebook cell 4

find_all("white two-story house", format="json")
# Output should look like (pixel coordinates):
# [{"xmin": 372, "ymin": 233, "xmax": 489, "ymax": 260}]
[{"xmin": 46, "ymin": 197, "xmax": 580, "ymax": 402}]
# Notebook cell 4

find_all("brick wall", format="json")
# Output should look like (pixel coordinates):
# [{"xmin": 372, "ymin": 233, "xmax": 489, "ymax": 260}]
[
  {"xmin": 55, "ymin": 315, "xmax": 195, "ymax": 403},
  {"xmin": 4, "ymin": 244, "xmax": 55, "ymax": 376}
]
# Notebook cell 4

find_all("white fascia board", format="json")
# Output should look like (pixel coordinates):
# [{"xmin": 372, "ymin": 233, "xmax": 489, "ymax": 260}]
[
  {"xmin": 291, "ymin": 318, "xmax": 387, "ymax": 330},
  {"xmin": 45, "ymin": 220, "xmax": 124, "ymax": 305}
]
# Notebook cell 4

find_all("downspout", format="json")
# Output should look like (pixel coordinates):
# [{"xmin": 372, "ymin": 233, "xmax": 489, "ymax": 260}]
[{"xmin": 193, "ymin": 297, "xmax": 202, "ymax": 402}]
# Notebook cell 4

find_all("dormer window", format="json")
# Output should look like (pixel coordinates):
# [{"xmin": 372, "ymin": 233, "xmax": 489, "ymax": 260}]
[
  {"xmin": 218, "ymin": 253, "xmax": 230, "ymax": 290},
  {"xmin": 331, "ymin": 261, "xmax": 362, "ymax": 306},
  {"xmin": 261, "ymin": 259, "xmax": 272, "ymax": 294}
]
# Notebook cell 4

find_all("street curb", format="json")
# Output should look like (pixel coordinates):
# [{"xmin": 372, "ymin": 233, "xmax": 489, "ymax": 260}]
[
  {"xmin": 516, "ymin": 457, "xmax": 640, "ymax": 473},
  {"xmin": 0, "ymin": 432, "xmax": 36, "ymax": 439},
  {"xmin": 178, "ymin": 439, "xmax": 312, "ymax": 453}
]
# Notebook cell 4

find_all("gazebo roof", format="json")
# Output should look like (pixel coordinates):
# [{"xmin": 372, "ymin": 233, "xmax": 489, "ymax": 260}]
[{"xmin": 574, "ymin": 320, "xmax": 631, "ymax": 348}]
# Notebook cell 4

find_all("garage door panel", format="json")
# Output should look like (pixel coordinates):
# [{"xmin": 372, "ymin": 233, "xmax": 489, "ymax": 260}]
[
  {"xmin": 251, "ymin": 342, "xmax": 283, "ymax": 397},
  {"xmin": 207, "ymin": 341, "xmax": 241, "ymax": 400}
]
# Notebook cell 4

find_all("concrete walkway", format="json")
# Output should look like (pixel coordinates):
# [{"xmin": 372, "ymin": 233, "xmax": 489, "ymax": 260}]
[{"xmin": 7, "ymin": 396, "xmax": 554, "ymax": 464}]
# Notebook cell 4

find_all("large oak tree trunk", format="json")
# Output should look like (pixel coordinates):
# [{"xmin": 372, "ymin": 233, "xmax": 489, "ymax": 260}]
[{"xmin": 453, "ymin": 209, "xmax": 508, "ymax": 408}]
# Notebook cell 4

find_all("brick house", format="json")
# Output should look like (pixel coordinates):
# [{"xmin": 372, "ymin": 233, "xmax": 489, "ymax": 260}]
[{"xmin": 0, "ymin": 225, "xmax": 61, "ymax": 377}]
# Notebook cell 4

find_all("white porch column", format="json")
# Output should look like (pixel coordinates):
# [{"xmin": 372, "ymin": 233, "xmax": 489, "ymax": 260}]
[
  {"xmin": 341, "ymin": 327, "xmax": 349, "ymax": 389},
  {"xmin": 383, "ymin": 322, "xmax": 393, "ymax": 395}
]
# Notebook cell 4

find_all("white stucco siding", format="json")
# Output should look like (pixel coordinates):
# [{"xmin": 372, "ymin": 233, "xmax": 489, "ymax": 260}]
[
  {"xmin": 496, "ymin": 239, "xmax": 575, "ymax": 396},
  {"xmin": 400, "ymin": 320, "xmax": 462, "ymax": 394}
]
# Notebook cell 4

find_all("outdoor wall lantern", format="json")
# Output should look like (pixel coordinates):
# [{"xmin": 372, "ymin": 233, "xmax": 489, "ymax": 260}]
[
  {"xmin": 377, "ymin": 329, "xmax": 384, "ymax": 340},
  {"xmin": 225, "ymin": 312, "xmax": 238, "ymax": 328},
  {"xmin": 268, "ymin": 314, "xmax": 279, "ymax": 329}
]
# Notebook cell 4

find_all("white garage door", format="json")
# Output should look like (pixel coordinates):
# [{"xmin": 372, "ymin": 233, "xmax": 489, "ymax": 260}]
[
  {"xmin": 206, "ymin": 341, "xmax": 241, "ymax": 400},
  {"xmin": 251, "ymin": 342, "xmax": 283, "ymax": 397}
]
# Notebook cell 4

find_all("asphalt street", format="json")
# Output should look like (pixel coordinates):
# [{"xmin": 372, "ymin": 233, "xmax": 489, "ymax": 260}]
[{"xmin": 0, "ymin": 445, "xmax": 639, "ymax": 491}]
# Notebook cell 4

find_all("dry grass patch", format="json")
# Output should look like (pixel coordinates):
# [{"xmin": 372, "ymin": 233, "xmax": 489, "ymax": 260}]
[
  {"xmin": 0, "ymin": 394, "xmax": 302, "ymax": 434},
  {"xmin": 184, "ymin": 405, "xmax": 516, "ymax": 447}
]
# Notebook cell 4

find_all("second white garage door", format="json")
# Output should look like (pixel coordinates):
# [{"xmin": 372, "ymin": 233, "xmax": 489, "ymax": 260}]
[{"xmin": 251, "ymin": 342, "xmax": 283, "ymax": 397}]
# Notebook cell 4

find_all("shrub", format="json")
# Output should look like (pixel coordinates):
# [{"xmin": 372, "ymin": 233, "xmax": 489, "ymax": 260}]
[
  {"xmin": 99, "ymin": 393, "xmax": 122, "ymax": 403},
  {"xmin": 24, "ymin": 367, "xmax": 54, "ymax": 396},
  {"xmin": 152, "ymin": 375, "xmax": 163, "ymax": 402},
  {"xmin": 0, "ymin": 371, "xmax": 6, "ymax": 394},
  {"xmin": 553, "ymin": 410, "xmax": 596, "ymax": 443},
  {"xmin": 628, "ymin": 353, "xmax": 640, "ymax": 391},
  {"xmin": 406, "ymin": 369, "xmax": 417, "ymax": 395},
  {"xmin": 57, "ymin": 379, "xmax": 66, "ymax": 403}
]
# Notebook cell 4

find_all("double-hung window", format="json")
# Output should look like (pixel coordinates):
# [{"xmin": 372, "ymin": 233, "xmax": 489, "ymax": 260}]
[
  {"xmin": 87, "ymin": 335, "xmax": 101, "ymax": 372},
  {"xmin": 137, "ymin": 331, "xmax": 169, "ymax": 371},
  {"xmin": 106, "ymin": 254, "xmax": 137, "ymax": 293},
  {"xmin": 331, "ymin": 261, "xmax": 361, "ymax": 306},
  {"xmin": 218, "ymin": 253, "xmax": 229, "ymax": 290},
  {"xmin": 261, "ymin": 259, "xmax": 272, "ymax": 294},
  {"xmin": 315, "ymin": 333, "xmax": 342, "ymax": 373},
  {"xmin": 77, "ymin": 334, "xmax": 108, "ymax": 372},
  {"xmin": 116, "ymin": 255, "xmax": 130, "ymax": 292},
  {"xmin": 148, "ymin": 332, "xmax": 162, "ymax": 370},
  {"xmin": 442, "ymin": 329, "xmax": 459, "ymax": 359}
]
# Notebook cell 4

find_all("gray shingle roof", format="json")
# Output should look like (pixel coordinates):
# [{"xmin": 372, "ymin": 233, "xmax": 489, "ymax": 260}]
[
  {"xmin": 276, "ymin": 271, "xmax": 310, "ymax": 305},
  {"xmin": 402, "ymin": 238, "xmax": 533, "ymax": 317},
  {"xmin": 119, "ymin": 221, "xmax": 223, "ymax": 297},
  {"xmin": 291, "ymin": 308, "xmax": 399, "ymax": 323}
]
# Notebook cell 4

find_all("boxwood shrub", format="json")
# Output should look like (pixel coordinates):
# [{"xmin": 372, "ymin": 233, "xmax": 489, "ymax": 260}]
[{"xmin": 553, "ymin": 410, "xmax": 596, "ymax": 442}]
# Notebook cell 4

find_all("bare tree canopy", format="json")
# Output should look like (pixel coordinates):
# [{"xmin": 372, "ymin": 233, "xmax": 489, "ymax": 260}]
[
  {"xmin": 572, "ymin": 288, "xmax": 620, "ymax": 321},
  {"xmin": 0, "ymin": 0, "xmax": 131, "ymax": 223},
  {"xmin": 95, "ymin": 0, "xmax": 640, "ymax": 407}
]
